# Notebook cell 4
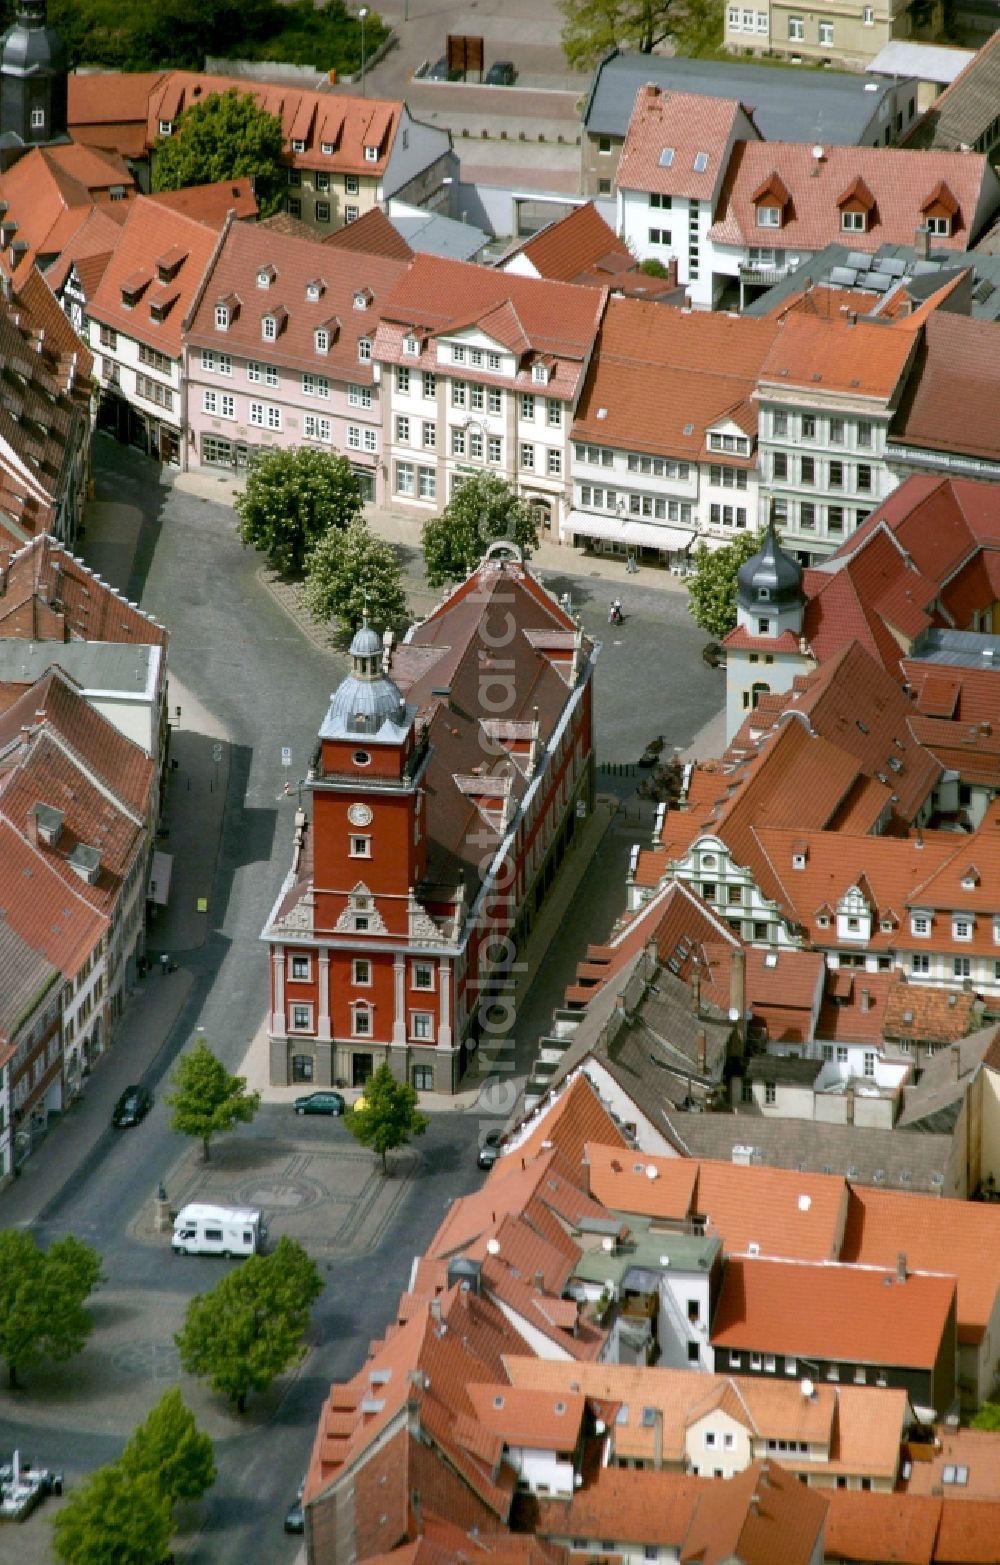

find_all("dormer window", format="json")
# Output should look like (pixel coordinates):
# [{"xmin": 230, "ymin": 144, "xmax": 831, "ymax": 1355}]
[
  {"xmin": 364, "ymin": 145, "xmax": 379, "ymax": 162},
  {"xmin": 757, "ymin": 587, "xmax": 770, "ymax": 601},
  {"xmin": 120, "ymin": 270, "xmax": 149, "ymax": 309},
  {"xmin": 262, "ymin": 315, "xmax": 277, "ymax": 341},
  {"xmin": 837, "ymin": 175, "xmax": 875, "ymax": 235},
  {"xmin": 31, "ymin": 107, "xmax": 44, "ymax": 130},
  {"xmin": 403, "ymin": 333, "xmax": 419, "ymax": 357},
  {"xmin": 954, "ymin": 917, "xmax": 973, "ymax": 941},
  {"xmin": 921, "ymin": 180, "xmax": 958, "ymax": 239},
  {"xmin": 756, "ymin": 206, "xmax": 780, "ymax": 228},
  {"xmin": 961, "ymin": 867, "xmax": 980, "ymax": 889},
  {"xmin": 354, "ymin": 288, "xmax": 372, "ymax": 311},
  {"xmin": 358, "ymin": 337, "xmax": 372, "ymax": 363},
  {"xmin": 158, "ymin": 119, "xmax": 173, "ymax": 137},
  {"xmin": 215, "ymin": 304, "xmax": 230, "ymax": 330},
  {"xmin": 315, "ymin": 328, "xmax": 330, "ymax": 353},
  {"xmin": 306, "ymin": 279, "xmax": 325, "ymax": 302},
  {"xmin": 292, "ymin": 138, "xmax": 306, "ymax": 153},
  {"xmin": 532, "ymin": 363, "xmax": 550, "ymax": 385},
  {"xmin": 257, "ymin": 266, "xmax": 275, "ymax": 289},
  {"xmin": 321, "ymin": 140, "xmax": 334, "ymax": 155},
  {"xmin": 911, "ymin": 913, "xmax": 930, "ymax": 937}
]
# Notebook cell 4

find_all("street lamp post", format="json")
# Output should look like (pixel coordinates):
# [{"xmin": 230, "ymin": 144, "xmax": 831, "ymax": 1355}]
[{"xmin": 359, "ymin": 7, "xmax": 368, "ymax": 98}]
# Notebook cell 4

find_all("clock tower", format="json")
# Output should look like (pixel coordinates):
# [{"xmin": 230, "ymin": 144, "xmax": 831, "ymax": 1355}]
[{"xmin": 0, "ymin": 0, "xmax": 69, "ymax": 163}]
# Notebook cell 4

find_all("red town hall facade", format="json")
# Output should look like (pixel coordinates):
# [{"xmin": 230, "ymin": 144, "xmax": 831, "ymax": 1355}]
[{"xmin": 263, "ymin": 545, "xmax": 596, "ymax": 1094}]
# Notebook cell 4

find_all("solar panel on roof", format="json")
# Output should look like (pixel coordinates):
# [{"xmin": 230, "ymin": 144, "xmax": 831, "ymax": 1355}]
[
  {"xmin": 660, "ymin": 147, "xmax": 675, "ymax": 167},
  {"xmin": 911, "ymin": 260, "xmax": 941, "ymax": 275},
  {"xmin": 829, "ymin": 266, "xmax": 858, "ymax": 285},
  {"xmin": 846, "ymin": 252, "xmax": 872, "ymax": 270},
  {"xmin": 880, "ymin": 257, "xmax": 907, "ymax": 278},
  {"xmin": 866, "ymin": 272, "xmax": 891, "ymax": 292}
]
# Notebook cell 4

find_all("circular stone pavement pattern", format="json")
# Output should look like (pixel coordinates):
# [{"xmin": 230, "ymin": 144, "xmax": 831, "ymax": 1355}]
[{"xmin": 128, "ymin": 1137, "xmax": 419, "ymax": 1257}]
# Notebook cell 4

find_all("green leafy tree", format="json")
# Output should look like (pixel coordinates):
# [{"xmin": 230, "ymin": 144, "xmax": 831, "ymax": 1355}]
[
  {"xmin": 346, "ymin": 1063, "xmax": 429, "ymax": 1174},
  {"xmin": 152, "ymin": 89, "xmax": 286, "ymax": 217},
  {"xmin": 175, "ymin": 1238, "xmax": 322, "ymax": 1413},
  {"xmin": 305, "ymin": 520, "xmax": 407, "ymax": 635},
  {"xmin": 235, "ymin": 446, "xmax": 364, "ymax": 576},
  {"xmin": 0, "ymin": 1230, "xmax": 103, "ymax": 1389},
  {"xmin": 685, "ymin": 527, "xmax": 766, "ymax": 641},
  {"xmin": 120, "ymin": 1387, "xmax": 216, "ymax": 1505},
  {"xmin": 165, "ymin": 1038, "xmax": 261, "ymax": 1162},
  {"xmin": 560, "ymin": 0, "xmax": 683, "ymax": 68},
  {"xmin": 52, "ymin": 1462, "xmax": 172, "ymax": 1565},
  {"xmin": 422, "ymin": 472, "xmax": 539, "ymax": 588},
  {"xmin": 972, "ymin": 1401, "xmax": 1000, "ymax": 1431}
]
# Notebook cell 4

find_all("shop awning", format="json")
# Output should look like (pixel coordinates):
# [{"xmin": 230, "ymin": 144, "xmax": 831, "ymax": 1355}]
[
  {"xmin": 148, "ymin": 850, "xmax": 173, "ymax": 906},
  {"xmin": 565, "ymin": 510, "xmax": 694, "ymax": 553}
]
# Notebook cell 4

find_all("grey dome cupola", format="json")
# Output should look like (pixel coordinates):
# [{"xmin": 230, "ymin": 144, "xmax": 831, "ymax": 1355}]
[
  {"xmin": 320, "ymin": 621, "xmax": 411, "ymax": 741},
  {"xmin": 735, "ymin": 516, "xmax": 804, "ymax": 640},
  {"xmin": 0, "ymin": 0, "xmax": 68, "ymax": 154}
]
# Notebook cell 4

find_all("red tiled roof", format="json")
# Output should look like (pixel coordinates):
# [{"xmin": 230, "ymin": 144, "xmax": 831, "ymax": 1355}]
[
  {"xmin": 711, "ymin": 1256, "xmax": 955, "ymax": 1368},
  {"xmin": 88, "ymin": 195, "xmax": 220, "ymax": 356},
  {"xmin": 145, "ymin": 178, "xmax": 257, "ymax": 225},
  {"xmin": 465, "ymin": 1384, "xmax": 585, "ymax": 1450},
  {"xmin": 841, "ymin": 1185, "xmax": 1000, "ymax": 1345},
  {"xmin": 322, "ymin": 205, "xmax": 414, "ymax": 261},
  {"xmin": 890, "ymin": 311, "xmax": 1000, "ymax": 464},
  {"xmin": 710, "ymin": 141, "xmax": 993, "ymax": 253},
  {"xmin": 823, "ymin": 1491, "xmax": 940, "ymax": 1565},
  {"xmin": 507, "ymin": 201, "xmax": 634, "ymax": 283},
  {"xmin": 510, "ymin": 1071, "xmax": 628, "ymax": 1170},
  {"xmin": 679, "ymin": 1459, "xmax": 827, "ymax": 1565},
  {"xmin": 0, "ymin": 815, "xmax": 106, "ymax": 977},
  {"xmin": 617, "ymin": 86, "xmax": 756, "ymax": 201},
  {"xmin": 757, "ymin": 309, "xmax": 920, "ymax": 401},
  {"xmin": 186, "ymin": 216, "xmax": 409, "ymax": 379},
  {"xmin": 0, "ymin": 534, "xmax": 168, "ymax": 646},
  {"xmin": 572, "ymin": 295, "xmax": 779, "ymax": 462}
]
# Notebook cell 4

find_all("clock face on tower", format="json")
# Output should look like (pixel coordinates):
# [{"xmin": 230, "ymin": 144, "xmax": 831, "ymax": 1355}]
[{"xmin": 348, "ymin": 803, "xmax": 373, "ymax": 827}]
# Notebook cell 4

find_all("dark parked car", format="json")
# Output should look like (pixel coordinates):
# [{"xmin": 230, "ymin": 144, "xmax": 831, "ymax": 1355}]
[
  {"xmin": 112, "ymin": 1084, "xmax": 152, "ymax": 1128},
  {"xmin": 428, "ymin": 56, "xmax": 461, "ymax": 80},
  {"xmin": 284, "ymin": 1479, "xmax": 306, "ymax": 1533},
  {"xmin": 702, "ymin": 641, "xmax": 727, "ymax": 669},
  {"xmin": 484, "ymin": 60, "xmax": 516, "ymax": 85},
  {"xmin": 478, "ymin": 1130, "xmax": 503, "ymax": 1169},
  {"xmin": 294, "ymin": 1090, "xmax": 345, "ymax": 1116}
]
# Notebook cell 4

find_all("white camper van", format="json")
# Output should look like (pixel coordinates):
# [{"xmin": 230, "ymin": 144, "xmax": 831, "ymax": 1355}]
[{"xmin": 171, "ymin": 1204, "xmax": 267, "ymax": 1258}]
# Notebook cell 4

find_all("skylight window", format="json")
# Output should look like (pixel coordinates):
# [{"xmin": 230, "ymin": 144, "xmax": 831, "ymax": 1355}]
[
  {"xmin": 693, "ymin": 152, "xmax": 710, "ymax": 172},
  {"xmin": 659, "ymin": 147, "xmax": 675, "ymax": 168}
]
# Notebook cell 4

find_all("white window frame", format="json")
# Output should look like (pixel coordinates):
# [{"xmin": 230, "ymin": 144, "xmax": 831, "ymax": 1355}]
[
  {"xmin": 290, "ymin": 954, "xmax": 311, "ymax": 981},
  {"xmin": 290, "ymin": 1003, "xmax": 313, "ymax": 1032}
]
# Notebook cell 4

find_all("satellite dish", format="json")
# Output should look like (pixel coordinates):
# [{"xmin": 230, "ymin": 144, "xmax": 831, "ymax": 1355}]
[
  {"xmin": 801, "ymin": 1378, "xmax": 815, "ymax": 1399},
  {"xmin": 486, "ymin": 1238, "xmax": 500, "ymax": 1256},
  {"xmin": 811, "ymin": 144, "xmax": 824, "ymax": 160}
]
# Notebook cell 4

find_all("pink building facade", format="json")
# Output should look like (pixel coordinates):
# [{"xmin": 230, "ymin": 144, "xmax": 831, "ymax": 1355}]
[{"xmin": 183, "ymin": 222, "xmax": 410, "ymax": 500}]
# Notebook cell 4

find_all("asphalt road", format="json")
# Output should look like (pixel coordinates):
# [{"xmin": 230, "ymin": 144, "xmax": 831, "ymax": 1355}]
[{"xmin": 0, "ymin": 438, "xmax": 722, "ymax": 1562}]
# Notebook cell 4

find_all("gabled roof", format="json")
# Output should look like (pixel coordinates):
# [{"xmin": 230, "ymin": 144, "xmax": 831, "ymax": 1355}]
[
  {"xmin": 87, "ymin": 195, "xmax": 220, "ymax": 356},
  {"xmin": 186, "ymin": 216, "xmax": 409, "ymax": 378},
  {"xmin": 0, "ymin": 534, "xmax": 167, "ymax": 645},
  {"xmin": 711, "ymin": 1256, "xmax": 955, "ymax": 1369},
  {"xmin": 679, "ymin": 1459, "xmax": 828, "ymax": 1565},
  {"xmin": 572, "ymin": 295, "xmax": 778, "ymax": 462},
  {"xmin": 505, "ymin": 1071, "xmax": 628, "ymax": 1170},
  {"xmin": 502, "ymin": 201, "xmax": 635, "ymax": 284},
  {"xmin": 841, "ymin": 1184, "xmax": 1000, "ymax": 1344},
  {"xmin": 322, "ymin": 205, "xmax": 414, "ymax": 262},
  {"xmin": 0, "ymin": 915, "xmax": 58, "ymax": 1054},
  {"xmin": 711, "ymin": 141, "xmax": 995, "ymax": 254},
  {"xmin": 756, "ymin": 308, "xmax": 920, "ymax": 401},
  {"xmin": 0, "ymin": 815, "xmax": 106, "ymax": 977},
  {"xmin": 617, "ymin": 86, "xmax": 755, "ymax": 201},
  {"xmin": 145, "ymin": 178, "xmax": 258, "ymax": 225},
  {"xmin": 889, "ymin": 310, "xmax": 1000, "ymax": 464},
  {"xmin": 0, "ymin": 142, "xmax": 134, "ymax": 277},
  {"xmin": 904, "ymin": 29, "xmax": 1000, "ymax": 152},
  {"xmin": 823, "ymin": 1491, "xmax": 940, "ymax": 1565}
]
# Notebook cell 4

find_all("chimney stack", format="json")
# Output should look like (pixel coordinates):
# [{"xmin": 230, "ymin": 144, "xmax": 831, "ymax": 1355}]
[
  {"xmin": 915, "ymin": 222, "xmax": 931, "ymax": 260},
  {"xmin": 534, "ymin": 1269, "xmax": 545, "ymax": 1294},
  {"xmin": 861, "ymin": 987, "xmax": 871, "ymax": 1014},
  {"xmin": 697, "ymin": 1029, "xmax": 707, "ymax": 1075},
  {"xmin": 896, "ymin": 1252, "xmax": 907, "ymax": 1284},
  {"xmin": 429, "ymin": 1299, "xmax": 442, "ymax": 1324}
]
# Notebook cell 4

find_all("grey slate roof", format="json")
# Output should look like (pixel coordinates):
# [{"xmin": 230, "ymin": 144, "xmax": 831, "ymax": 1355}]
[
  {"xmin": 0, "ymin": 915, "xmax": 59, "ymax": 1045},
  {"xmin": 672, "ymin": 1113, "xmax": 955, "ymax": 1196},
  {"xmin": 746, "ymin": 1054, "xmax": 820, "ymax": 1085},
  {"xmin": 0, "ymin": 639, "xmax": 157, "ymax": 695},
  {"xmin": 897, "ymin": 1022, "xmax": 1000, "ymax": 1132},
  {"xmin": 903, "ymin": 31, "xmax": 1000, "ymax": 151},
  {"xmin": 581, "ymin": 49, "xmax": 908, "ymax": 146},
  {"xmin": 391, "ymin": 210, "xmax": 489, "ymax": 263},
  {"xmin": 743, "ymin": 241, "xmax": 1000, "ymax": 322}
]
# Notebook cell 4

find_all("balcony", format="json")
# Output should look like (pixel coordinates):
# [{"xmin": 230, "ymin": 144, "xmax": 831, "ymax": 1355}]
[{"xmin": 739, "ymin": 259, "xmax": 792, "ymax": 287}]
